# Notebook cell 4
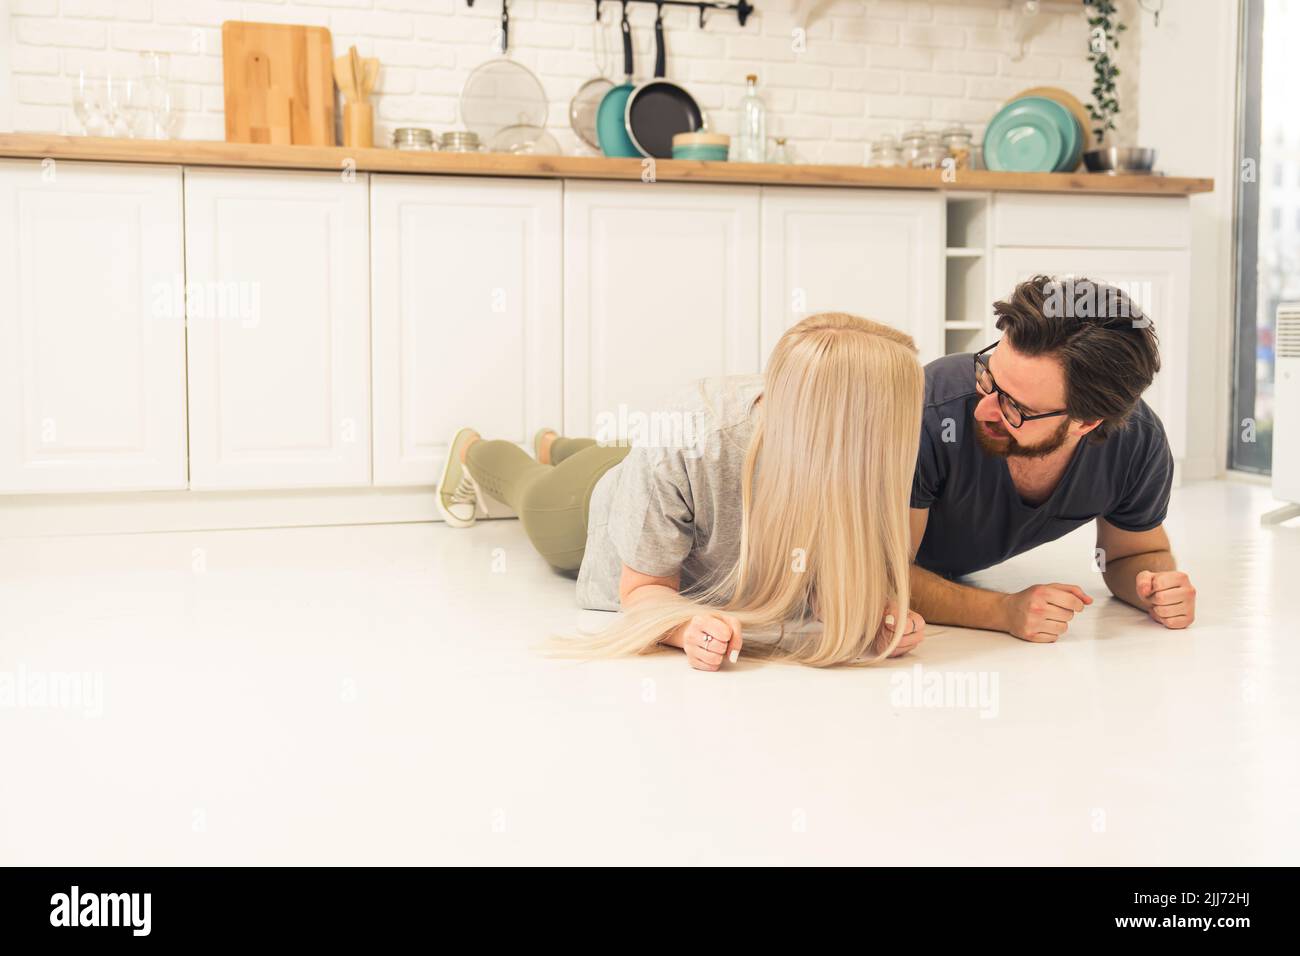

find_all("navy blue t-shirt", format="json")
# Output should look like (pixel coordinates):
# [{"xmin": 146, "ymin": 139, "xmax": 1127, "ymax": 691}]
[{"xmin": 911, "ymin": 353, "xmax": 1174, "ymax": 579}]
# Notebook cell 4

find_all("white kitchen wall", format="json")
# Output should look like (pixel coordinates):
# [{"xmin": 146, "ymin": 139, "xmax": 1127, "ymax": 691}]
[
  {"xmin": 1139, "ymin": 0, "xmax": 1241, "ymax": 481},
  {"xmin": 0, "ymin": 0, "xmax": 13, "ymax": 131},
  {"xmin": 4, "ymin": 0, "xmax": 1140, "ymax": 163}
]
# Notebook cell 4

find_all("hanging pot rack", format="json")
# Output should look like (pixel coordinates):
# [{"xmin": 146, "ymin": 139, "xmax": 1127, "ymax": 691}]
[{"xmin": 465, "ymin": 0, "xmax": 755, "ymax": 53}]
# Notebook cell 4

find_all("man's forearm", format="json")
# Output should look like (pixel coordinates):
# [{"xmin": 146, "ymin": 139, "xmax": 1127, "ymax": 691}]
[
  {"xmin": 909, "ymin": 563, "xmax": 1010, "ymax": 632},
  {"xmin": 1102, "ymin": 549, "xmax": 1177, "ymax": 609}
]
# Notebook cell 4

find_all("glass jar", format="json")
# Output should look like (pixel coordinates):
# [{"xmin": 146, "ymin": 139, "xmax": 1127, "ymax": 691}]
[
  {"xmin": 915, "ymin": 133, "xmax": 948, "ymax": 170},
  {"xmin": 393, "ymin": 127, "xmax": 435, "ymax": 151},
  {"xmin": 900, "ymin": 126, "xmax": 928, "ymax": 168},
  {"xmin": 941, "ymin": 125, "xmax": 974, "ymax": 170},
  {"xmin": 438, "ymin": 130, "xmax": 482, "ymax": 153},
  {"xmin": 870, "ymin": 135, "xmax": 902, "ymax": 168}
]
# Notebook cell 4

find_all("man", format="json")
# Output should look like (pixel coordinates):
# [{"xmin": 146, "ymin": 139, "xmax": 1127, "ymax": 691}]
[{"xmin": 910, "ymin": 275, "xmax": 1197, "ymax": 642}]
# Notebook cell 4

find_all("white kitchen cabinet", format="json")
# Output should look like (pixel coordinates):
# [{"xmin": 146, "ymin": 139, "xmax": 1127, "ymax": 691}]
[
  {"xmin": 370, "ymin": 175, "xmax": 562, "ymax": 485},
  {"xmin": 760, "ymin": 187, "xmax": 945, "ymax": 362},
  {"xmin": 563, "ymin": 181, "xmax": 761, "ymax": 437},
  {"xmin": 184, "ymin": 168, "xmax": 371, "ymax": 490},
  {"xmin": 992, "ymin": 247, "xmax": 1190, "ymax": 460},
  {"xmin": 0, "ymin": 160, "xmax": 187, "ymax": 493},
  {"xmin": 993, "ymin": 193, "xmax": 1190, "ymax": 250}
]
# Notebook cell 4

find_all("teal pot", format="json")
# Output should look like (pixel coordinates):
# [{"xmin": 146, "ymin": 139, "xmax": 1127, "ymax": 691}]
[
  {"xmin": 672, "ymin": 145, "xmax": 728, "ymax": 161},
  {"xmin": 671, "ymin": 132, "xmax": 730, "ymax": 162},
  {"xmin": 596, "ymin": 11, "xmax": 639, "ymax": 158}
]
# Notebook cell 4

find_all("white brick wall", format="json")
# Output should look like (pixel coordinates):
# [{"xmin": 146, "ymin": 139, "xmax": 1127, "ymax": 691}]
[{"xmin": 4, "ymin": 0, "xmax": 1141, "ymax": 164}]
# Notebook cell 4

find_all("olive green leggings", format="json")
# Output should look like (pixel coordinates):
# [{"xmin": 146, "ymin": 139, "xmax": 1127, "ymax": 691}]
[{"xmin": 465, "ymin": 436, "xmax": 630, "ymax": 572}]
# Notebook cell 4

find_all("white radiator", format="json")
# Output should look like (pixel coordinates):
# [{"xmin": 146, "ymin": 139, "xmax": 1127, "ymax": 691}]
[{"xmin": 1271, "ymin": 303, "xmax": 1300, "ymax": 508}]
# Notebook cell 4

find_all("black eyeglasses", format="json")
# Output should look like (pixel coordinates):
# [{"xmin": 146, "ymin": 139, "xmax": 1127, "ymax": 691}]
[{"xmin": 973, "ymin": 342, "xmax": 1068, "ymax": 429}]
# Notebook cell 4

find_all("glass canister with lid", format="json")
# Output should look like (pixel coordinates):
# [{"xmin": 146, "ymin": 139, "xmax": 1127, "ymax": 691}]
[
  {"xmin": 914, "ymin": 132, "xmax": 948, "ymax": 169},
  {"xmin": 900, "ymin": 126, "xmax": 928, "ymax": 168},
  {"xmin": 392, "ymin": 127, "xmax": 436, "ymax": 151},
  {"xmin": 768, "ymin": 137, "xmax": 796, "ymax": 164},
  {"xmin": 870, "ymin": 135, "xmax": 902, "ymax": 168},
  {"xmin": 438, "ymin": 130, "xmax": 482, "ymax": 153},
  {"xmin": 941, "ymin": 124, "xmax": 974, "ymax": 170}
]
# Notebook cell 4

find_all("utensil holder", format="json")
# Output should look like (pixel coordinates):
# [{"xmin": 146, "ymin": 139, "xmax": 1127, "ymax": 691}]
[{"xmin": 343, "ymin": 102, "xmax": 373, "ymax": 148}]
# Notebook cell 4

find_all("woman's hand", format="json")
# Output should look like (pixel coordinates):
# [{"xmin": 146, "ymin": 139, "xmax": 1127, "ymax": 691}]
[
  {"xmin": 877, "ymin": 606, "xmax": 925, "ymax": 658},
  {"xmin": 677, "ymin": 613, "xmax": 743, "ymax": 671}
]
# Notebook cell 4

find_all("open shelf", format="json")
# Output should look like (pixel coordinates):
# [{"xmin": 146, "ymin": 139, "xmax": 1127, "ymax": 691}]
[
  {"xmin": 946, "ymin": 197, "xmax": 988, "ymax": 250},
  {"xmin": 942, "ymin": 194, "xmax": 992, "ymax": 355},
  {"xmin": 945, "ymin": 326, "xmax": 988, "ymax": 355}
]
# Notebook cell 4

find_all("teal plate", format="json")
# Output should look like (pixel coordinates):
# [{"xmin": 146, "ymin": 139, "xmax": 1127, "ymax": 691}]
[
  {"xmin": 983, "ymin": 97, "xmax": 1070, "ymax": 173},
  {"xmin": 1049, "ymin": 102, "xmax": 1084, "ymax": 172},
  {"xmin": 1022, "ymin": 95, "xmax": 1082, "ymax": 171}
]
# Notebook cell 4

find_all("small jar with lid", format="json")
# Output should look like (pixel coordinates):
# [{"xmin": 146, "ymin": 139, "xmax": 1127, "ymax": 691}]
[
  {"xmin": 392, "ymin": 127, "xmax": 436, "ymax": 151},
  {"xmin": 870, "ymin": 135, "xmax": 902, "ymax": 168},
  {"xmin": 438, "ymin": 130, "xmax": 482, "ymax": 153},
  {"xmin": 899, "ymin": 126, "xmax": 928, "ymax": 167},
  {"xmin": 768, "ymin": 137, "xmax": 795, "ymax": 165},
  {"xmin": 915, "ymin": 133, "xmax": 948, "ymax": 170},
  {"xmin": 941, "ymin": 124, "xmax": 974, "ymax": 170}
]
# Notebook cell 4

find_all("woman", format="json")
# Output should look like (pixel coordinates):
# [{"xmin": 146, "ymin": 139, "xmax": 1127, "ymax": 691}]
[{"xmin": 437, "ymin": 312, "xmax": 927, "ymax": 669}]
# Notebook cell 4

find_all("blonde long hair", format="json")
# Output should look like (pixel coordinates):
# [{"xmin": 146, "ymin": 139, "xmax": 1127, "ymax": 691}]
[{"xmin": 548, "ymin": 313, "xmax": 924, "ymax": 667}]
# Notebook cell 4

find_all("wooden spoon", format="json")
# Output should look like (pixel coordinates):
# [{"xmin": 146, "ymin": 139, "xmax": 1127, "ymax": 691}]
[
  {"xmin": 361, "ymin": 58, "xmax": 379, "ymax": 100},
  {"xmin": 333, "ymin": 55, "xmax": 357, "ymax": 102}
]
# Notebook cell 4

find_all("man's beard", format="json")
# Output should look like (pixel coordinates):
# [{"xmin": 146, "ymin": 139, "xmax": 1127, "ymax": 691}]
[{"xmin": 974, "ymin": 415, "xmax": 1071, "ymax": 460}]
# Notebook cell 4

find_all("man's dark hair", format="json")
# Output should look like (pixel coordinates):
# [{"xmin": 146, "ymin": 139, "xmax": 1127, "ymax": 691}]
[{"xmin": 992, "ymin": 275, "xmax": 1161, "ymax": 442}]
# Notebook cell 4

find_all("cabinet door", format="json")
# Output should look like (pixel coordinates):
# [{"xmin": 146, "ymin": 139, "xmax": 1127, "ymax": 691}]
[
  {"xmin": 0, "ymin": 160, "xmax": 187, "ymax": 493},
  {"xmin": 370, "ymin": 175, "xmax": 562, "ymax": 485},
  {"xmin": 760, "ymin": 187, "xmax": 944, "ymax": 363},
  {"xmin": 992, "ymin": 247, "xmax": 1190, "ymax": 460},
  {"xmin": 184, "ymin": 168, "xmax": 371, "ymax": 490},
  {"xmin": 563, "ymin": 181, "xmax": 761, "ymax": 436}
]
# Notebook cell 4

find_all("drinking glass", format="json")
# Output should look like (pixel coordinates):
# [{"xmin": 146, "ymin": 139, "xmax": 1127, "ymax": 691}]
[
  {"xmin": 145, "ymin": 82, "xmax": 181, "ymax": 140},
  {"xmin": 139, "ymin": 50, "xmax": 171, "ymax": 83},
  {"xmin": 120, "ymin": 77, "xmax": 153, "ymax": 138},
  {"xmin": 70, "ymin": 70, "xmax": 105, "ymax": 136},
  {"xmin": 100, "ymin": 72, "xmax": 127, "ymax": 137}
]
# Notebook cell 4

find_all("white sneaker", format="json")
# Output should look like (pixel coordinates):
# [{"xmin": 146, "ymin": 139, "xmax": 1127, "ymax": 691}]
[{"xmin": 437, "ymin": 428, "xmax": 484, "ymax": 528}]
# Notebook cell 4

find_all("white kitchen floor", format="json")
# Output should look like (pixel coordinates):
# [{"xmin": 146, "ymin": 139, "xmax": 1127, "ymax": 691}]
[{"xmin": 1, "ymin": 478, "xmax": 1296, "ymax": 866}]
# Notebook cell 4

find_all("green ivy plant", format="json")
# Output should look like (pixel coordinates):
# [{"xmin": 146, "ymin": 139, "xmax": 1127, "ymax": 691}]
[{"xmin": 1084, "ymin": 1, "xmax": 1127, "ymax": 146}]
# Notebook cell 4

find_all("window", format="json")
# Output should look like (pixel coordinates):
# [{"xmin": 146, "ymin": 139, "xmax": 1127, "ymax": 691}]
[{"xmin": 1233, "ymin": 0, "xmax": 1300, "ymax": 473}]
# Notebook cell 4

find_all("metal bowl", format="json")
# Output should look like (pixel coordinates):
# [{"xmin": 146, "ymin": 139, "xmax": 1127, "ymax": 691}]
[{"xmin": 1082, "ymin": 146, "xmax": 1158, "ymax": 175}]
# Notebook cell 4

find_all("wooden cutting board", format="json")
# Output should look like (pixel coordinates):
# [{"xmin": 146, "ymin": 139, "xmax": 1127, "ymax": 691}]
[{"xmin": 222, "ymin": 21, "xmax": 336, "ymax": 146}]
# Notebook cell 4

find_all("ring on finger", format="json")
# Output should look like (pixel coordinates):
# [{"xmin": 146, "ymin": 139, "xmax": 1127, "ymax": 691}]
[{"xmin": 701, "ymin": 632, "xmax": 714, "ymax": 651}]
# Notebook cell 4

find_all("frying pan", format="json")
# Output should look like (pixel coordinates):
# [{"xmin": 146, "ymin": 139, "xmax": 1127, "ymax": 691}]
[
  {"xmin": 596, "ymin": 3, "xmax": 639, "ymax": 158},
  {"xmin": 625, "ymin": 4, "xmax": 704, "ymax": 159}
]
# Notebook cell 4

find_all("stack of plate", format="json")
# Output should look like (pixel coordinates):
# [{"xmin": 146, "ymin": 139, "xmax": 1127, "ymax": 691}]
[{"xmin": 982, "ymin": 87, "xmax": 1090, "ymax": 174}]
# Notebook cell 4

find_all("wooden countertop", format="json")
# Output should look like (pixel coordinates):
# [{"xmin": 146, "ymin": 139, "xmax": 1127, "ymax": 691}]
[{"xmin": 0, "ymin": 134, "xmax": 1214, "ymax": 196}]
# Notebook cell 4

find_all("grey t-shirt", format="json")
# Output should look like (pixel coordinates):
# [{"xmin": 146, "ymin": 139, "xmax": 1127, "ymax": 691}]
[
  {"xmin": 911, "ymin": 352, "xmax": 1174, "ymax": 579},
  {"xmin": 576, "ymin": 375, "xmax": 764, "ymax": 611}
]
